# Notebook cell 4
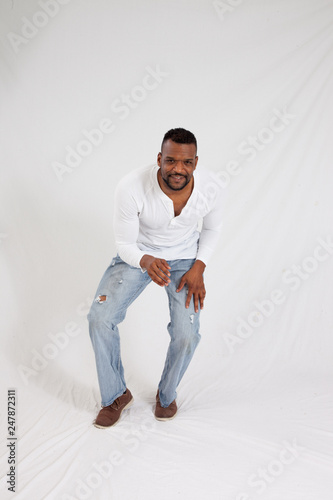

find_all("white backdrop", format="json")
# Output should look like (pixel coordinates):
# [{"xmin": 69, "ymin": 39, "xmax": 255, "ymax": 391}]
[{"xmin": 1, "ymin": 1, "xmax": 333, "ymax": 499}]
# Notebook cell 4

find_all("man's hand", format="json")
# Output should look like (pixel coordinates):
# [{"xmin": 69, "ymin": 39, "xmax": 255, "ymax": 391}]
[
  {"xmin": 176, "ymin": 260, "xmax": 206, "ymax": 313},
  {"xmin": 140, "ymin": 254, "xmax": 171, "ymax": 286}
]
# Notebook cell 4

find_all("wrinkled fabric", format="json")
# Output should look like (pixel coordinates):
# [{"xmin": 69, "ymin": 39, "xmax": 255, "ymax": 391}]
[{"xmin": 1, "ymin": 1, "xmax": 332, "ymax": 499}]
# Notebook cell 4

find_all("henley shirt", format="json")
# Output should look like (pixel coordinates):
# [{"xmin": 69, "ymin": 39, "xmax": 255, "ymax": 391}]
[{"xmin": 113, "ymin": 164, "xmax": 226, "ymax": 268}]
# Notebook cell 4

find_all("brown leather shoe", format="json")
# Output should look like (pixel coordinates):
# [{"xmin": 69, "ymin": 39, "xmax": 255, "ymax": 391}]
[
  {"xmin": 154, "ymin": 390, "xmax": 177, "ymax": 421},
  {"xmin": 94, "ymin": 389, "xmax": 133, "ymax": 428}
]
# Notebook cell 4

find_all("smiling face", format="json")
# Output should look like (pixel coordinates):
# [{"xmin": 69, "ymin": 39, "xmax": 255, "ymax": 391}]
[{"xmin": 157, "ymin": 140, "xmax": 198, "ymax": 192}]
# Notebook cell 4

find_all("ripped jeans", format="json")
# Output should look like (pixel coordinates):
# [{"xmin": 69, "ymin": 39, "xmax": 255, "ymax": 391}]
[{"xmin": 88, "ymin": 255, "xmax": 201, "ymax": 408}]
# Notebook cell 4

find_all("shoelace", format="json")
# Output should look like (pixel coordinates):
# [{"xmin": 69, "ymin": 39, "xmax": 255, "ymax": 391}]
[{"xmin": 110, "ymin": 397, "xmax": 121, "ymax": 410}]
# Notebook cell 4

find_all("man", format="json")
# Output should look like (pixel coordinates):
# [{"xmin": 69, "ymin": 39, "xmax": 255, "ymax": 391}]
[{"xmin": 88, "ymin": 128, "xmax": 225, "ymax": 428}]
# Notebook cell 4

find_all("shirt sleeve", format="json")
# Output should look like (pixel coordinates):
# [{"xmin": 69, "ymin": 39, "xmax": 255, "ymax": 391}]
[
  {"xmin": 196, "ymin": 183, "xmax": 228, "ymax": 266},
  {"xmin": 113, "ymin": 179, "xmax": 146, "ymax": 269}
]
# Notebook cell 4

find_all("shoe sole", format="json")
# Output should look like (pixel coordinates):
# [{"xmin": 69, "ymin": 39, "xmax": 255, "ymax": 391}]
[
  {"xmin": 93, "ymin": 397, "xmax": 134, "ymax": 429},
  {"xmin": 154, "ymin": 411, "xmax": 177, "ymax": 422},
  {"xmin": 154, "ymin": 415, "xmax": 177, "ymax": 421}
]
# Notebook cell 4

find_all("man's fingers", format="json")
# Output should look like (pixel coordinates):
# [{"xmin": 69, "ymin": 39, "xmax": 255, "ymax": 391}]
[
  {"xmin": 200, "ymin": 294, "xmax": 205, "ymax": 310},
  {"xmin": 185, "ymin": 290, "xmax": 192, "ymax": 309},
  {"xmin": 159, "ymin": 259, "xmax": 171, "ymax": 274},
  {"xmin": 151, "ymin": 262, "xmax": 170, "ymax": 286},
  {"xmin": 144, "ymin": 257, "xmax": 171, "ymax": 286},
  {"xmin": 156, "ymin": 260, "xmax": 171, "ymax": 279},
  {"xmin": 154, "ymin": 274, "xmax": 167, "ymax": 286},
  {"xmin": 200, "ymin": 288, "xmax": 206, "ymax": 310},
  {"xmin": 153, "ymin": 272, "xmax": 169, "ymax": 286},
  {"xmin": 177, "ymin": 276, "xmax": 186, "ymax": 292},
  {"xmin": 156, "ymin": 268, "xmax": 170, "ymax": 284},
  {"xmin": 193, "ymin": 293, "xmax": 199, "ymax": 313},
  {"xmin": 185, "ymin": 288, "xmax": 206, "ymax": 311},
  {"xmin": 156, "ymin": 259, "xmax": 171, "ymax": 278}
]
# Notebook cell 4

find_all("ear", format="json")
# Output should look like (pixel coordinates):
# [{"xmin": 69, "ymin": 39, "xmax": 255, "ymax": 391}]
[
  {"xmin": 194, "ymin": 155, "xmax": 198, "ymax": 170},
  {"xmin": 157, "ymin": 152, "xmax": 162, "ymax": 167}
]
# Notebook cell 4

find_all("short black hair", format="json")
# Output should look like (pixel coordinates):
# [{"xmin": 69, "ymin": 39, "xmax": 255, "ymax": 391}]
[{"xmin": 161, "ymin": 128, "xmax": 197, "ymax": 153}]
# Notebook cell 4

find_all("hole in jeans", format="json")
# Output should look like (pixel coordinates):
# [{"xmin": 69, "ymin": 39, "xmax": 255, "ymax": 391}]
[{"xmin": 95, "ymin": 295, "xmax": 107, "ymax": 303}]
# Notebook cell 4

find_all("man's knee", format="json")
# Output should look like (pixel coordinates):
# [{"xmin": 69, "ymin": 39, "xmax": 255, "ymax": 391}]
[
  {"xmin": 171, "ymin": 321, "xmax": 201, "ymax": 347},
  {"xmin": 176, "ymin": 332, "xmax": 201, "ymax": 356},
  {"xmin": 88, "ymin": 295, "xmax": 125, "ymax": 331}
]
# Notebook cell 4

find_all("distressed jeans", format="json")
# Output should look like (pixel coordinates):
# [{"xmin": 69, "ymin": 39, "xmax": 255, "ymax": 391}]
[{"xmin": 88, "ymin": 255, "xmax": 201, "ymax": 408}]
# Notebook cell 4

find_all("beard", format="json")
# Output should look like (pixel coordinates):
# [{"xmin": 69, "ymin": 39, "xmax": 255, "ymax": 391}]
[{"xmin": 161, "ymin": 173, "xmax": 191, "ymax": 191}]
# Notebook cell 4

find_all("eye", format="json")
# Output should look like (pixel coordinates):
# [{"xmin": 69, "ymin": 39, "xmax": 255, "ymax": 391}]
[
  {"xmin": 166, "ymin": 159, "xmax": 175, "ymax": 164},
  {"xmin": 185, "ymin": 160, "xmax": 193, "ymax": 165}
]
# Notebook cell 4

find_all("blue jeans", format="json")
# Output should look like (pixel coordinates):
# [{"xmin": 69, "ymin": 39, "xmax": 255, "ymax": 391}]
[{"xmin": 88, "ymin": 255, "xmax": 201, "ymax": 408}]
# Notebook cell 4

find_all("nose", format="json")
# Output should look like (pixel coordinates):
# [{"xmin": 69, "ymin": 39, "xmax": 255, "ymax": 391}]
[{"xmin": 173, "ymin": 161, "xmax": 186, "ymax": 173}]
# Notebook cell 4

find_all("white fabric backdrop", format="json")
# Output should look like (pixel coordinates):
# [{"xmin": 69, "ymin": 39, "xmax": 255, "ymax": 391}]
[{"xmin": 1, "ymin": 0, "xmax": 332, "ymax": 499}]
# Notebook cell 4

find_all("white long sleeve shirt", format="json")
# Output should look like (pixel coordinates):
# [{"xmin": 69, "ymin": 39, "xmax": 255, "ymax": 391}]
[{"xmin": 113, "ymin": 164, "xmax": 226, "ymax": 268}]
